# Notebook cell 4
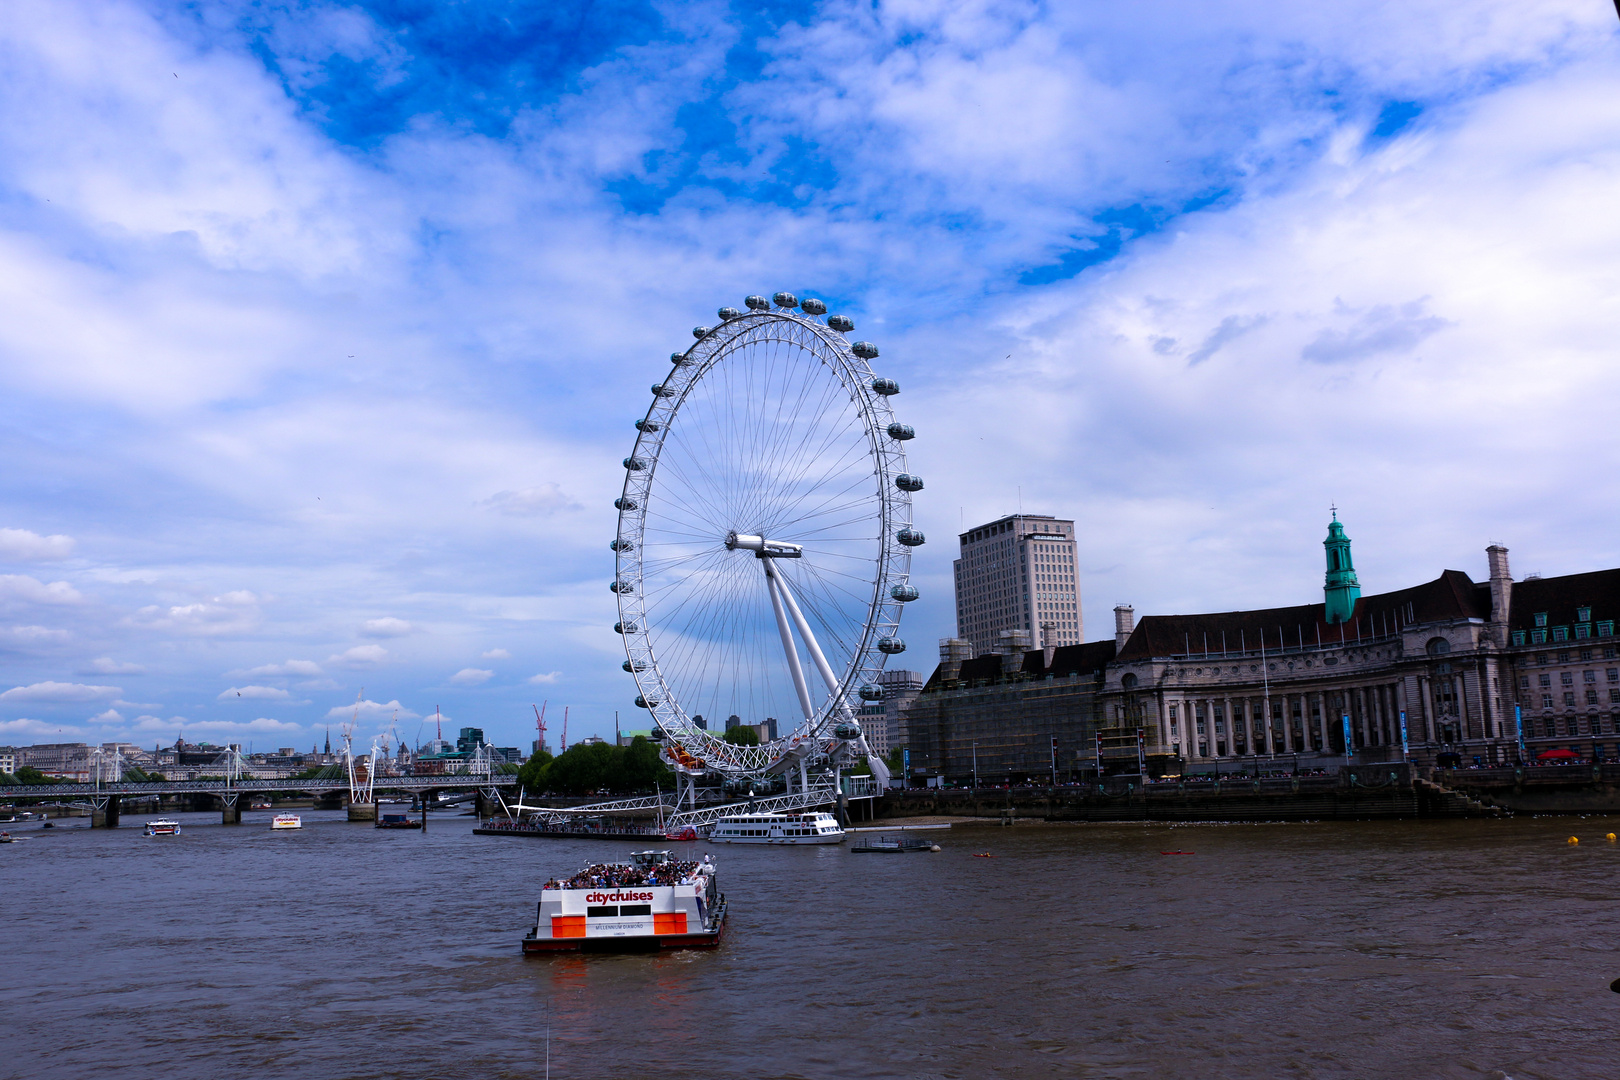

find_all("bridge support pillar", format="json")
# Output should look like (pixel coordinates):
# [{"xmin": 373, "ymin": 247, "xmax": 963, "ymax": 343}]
[
  {"xmin": 221, "ymin": 793, "xmax": 242, "ymax": 825},
  {"xmin": 92, "ymin": 794, "xmax": 122, "ymax": 828},
  {"xmin": 474, "ymin": 790, "xmax": 489, "ymax": 820}
]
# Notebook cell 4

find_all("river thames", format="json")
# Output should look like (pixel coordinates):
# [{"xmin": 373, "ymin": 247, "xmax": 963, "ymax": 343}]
[{"xmin": 2, "ymin": 810, "xmax": 1616, "ymax": 1079}]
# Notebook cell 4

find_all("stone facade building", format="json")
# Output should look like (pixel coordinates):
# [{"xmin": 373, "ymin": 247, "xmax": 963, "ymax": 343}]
[
  {"xmin": 901, "ymin": 514, "xmax": 1620, "ymax": 782},
  {"xmin": 954, "ymin": 514, "xmax": 1082, "ymax": 656}
]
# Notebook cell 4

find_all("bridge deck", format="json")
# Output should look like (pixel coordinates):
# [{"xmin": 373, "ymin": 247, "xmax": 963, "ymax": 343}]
[{"xmin": 0, "ymin": 775, "xmax": 518, "ymax": 800}]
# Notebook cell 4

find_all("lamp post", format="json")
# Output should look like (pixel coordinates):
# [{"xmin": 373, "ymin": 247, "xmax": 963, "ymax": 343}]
[{"xmin": 972, "ymin": 742, "xmax": 979, "ymax": 790}]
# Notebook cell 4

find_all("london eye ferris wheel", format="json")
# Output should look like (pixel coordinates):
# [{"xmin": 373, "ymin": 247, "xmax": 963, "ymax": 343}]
[{"xmin": 612, "ymin": 292, "xmax": 922, "ymax": 790}]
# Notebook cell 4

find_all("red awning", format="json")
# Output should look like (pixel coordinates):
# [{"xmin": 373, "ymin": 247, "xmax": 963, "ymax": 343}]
[{"xmin": 1537, "ymin": 748, "xmax": 1580, "ymax": 760}]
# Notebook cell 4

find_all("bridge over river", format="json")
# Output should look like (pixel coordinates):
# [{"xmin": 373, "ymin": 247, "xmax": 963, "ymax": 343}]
[{"xmin": 0, "ymin": 774, "xmax": 519, "ymax": 827}]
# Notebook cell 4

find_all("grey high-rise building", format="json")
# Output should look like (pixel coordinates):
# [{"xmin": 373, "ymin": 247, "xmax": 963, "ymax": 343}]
[{"xmin": 954, "ymin": 514, "xmax": 1082, "ymax": 657}]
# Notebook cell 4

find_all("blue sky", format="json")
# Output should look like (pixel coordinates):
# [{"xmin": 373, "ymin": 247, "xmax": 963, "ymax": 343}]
[{"xmin": 1, "ymin": 0, "xmax": 1617, "ymax": 751}]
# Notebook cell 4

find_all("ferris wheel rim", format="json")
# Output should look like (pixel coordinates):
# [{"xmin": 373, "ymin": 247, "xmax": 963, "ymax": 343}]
[{"xmin": 611, "ymin": 301, "xmax": 915, "ymax": 778}]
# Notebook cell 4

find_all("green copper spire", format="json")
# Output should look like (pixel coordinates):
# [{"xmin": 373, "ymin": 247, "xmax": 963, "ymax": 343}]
[{"xmin": 1323, "ymin": 507, "xmax": 1360, "ymax": 625}]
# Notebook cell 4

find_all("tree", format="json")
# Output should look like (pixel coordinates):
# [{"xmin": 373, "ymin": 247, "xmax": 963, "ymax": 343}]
[
  {"xmin": 14, "ymin": 766, "xmax": 58, "ymax": 786},
  {"xmin": 723, "ymin": 725, "xmax": 760, "ymax": 747},
  {"xmin": 886, "ymin": 746, "xmax": 905, "ymax": 774},
  {"xmin": 516, "ymin": 749, "xmax": 553, "ymax": 793}
]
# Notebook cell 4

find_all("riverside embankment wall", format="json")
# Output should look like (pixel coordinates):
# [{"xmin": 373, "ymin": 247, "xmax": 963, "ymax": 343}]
[
  {"xmin": 1436, "ymin": 763, "xmax": 1620, "ymax": 814},
  {"xmin": 873, "ymin": 764, "xmax": 1475, "ymax": 821}
]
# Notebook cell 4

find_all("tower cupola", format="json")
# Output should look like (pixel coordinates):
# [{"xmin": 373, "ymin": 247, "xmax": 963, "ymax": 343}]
[{"xmin": 1323, "ymin": 508, "xmax": 1361, "ymax": 624}]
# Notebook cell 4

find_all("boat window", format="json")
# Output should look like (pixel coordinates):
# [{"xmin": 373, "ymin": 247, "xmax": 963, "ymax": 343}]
[
  {"xmin": 620, "ymin": 904, "xmax": 652, "ymax": 916},
  {"xmin": 587, "ymin": 906, "xmax": 618, "ymax": 918}
]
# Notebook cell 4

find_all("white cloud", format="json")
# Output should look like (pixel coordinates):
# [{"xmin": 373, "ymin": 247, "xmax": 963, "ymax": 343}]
[
  {"xmin": 86, "ymin": 657, "xmax": 145, "ymax": 674},
  {"xmin": 0, "ymin": 575, "xmax": 82, "ymax": 605},
  {"xmin": 0, "ymin": 527, "xmax": 74, "ymax": 561},
  {"xmin": 113, "ymin": 699, "xmax": 162, "ymax": 710},
  {"xmin": 482, "ymin": 648, "xmax": 511, "ymax": 660},
  {"xmin": 527, "ymin": 671, "xmax": 562, "ymax": 685},
  {"xmin": 132, "ymin": 715, "xmax": 302, "ymax": 734},
  {"xmin": 479, "ymin": 484, "xmax": 580, "ymax": 517},
  {"xmin": 218, "ymin": 685, "xmax": 291, "ymax": 701},
  {"xmin": 449, "ymin": 667, "xmax": 493, "ymax": 685},
  {"xmin": 360, "ymin": 617, "xmax": 414, "ymax": 638},
  {"xmin": 323, "ymin": 698, "xmax": 419, "ymax": 721},
  {"xmin": 328, "ymin": 644, "xmax": 389, "ymax": 668},
  {"xmin": 3, "ymin": 625, "xmax": 71, "ymax": 644},
  {"xmin": 0, "ymin": 680, "xmax": 121, "ymax": 702},
  {"xmin": 90, "ymin": 708, "xmax": 124, "ymax": 722},
  {"xmin": 236, "ymin": 659, "xmax": 323, "ymax": 678},
  {"xmin": 0, "ymin": 717, "xmax": 85, "ymax": 737},
  {"xmin": 129, "ymin": 592, "xmax": 260, "ymax": 636}
]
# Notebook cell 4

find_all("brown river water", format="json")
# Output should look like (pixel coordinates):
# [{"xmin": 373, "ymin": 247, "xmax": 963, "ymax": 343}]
[{"xmin": 2, "ymin": 809, "xmax": 1618, "ymax": 1079}]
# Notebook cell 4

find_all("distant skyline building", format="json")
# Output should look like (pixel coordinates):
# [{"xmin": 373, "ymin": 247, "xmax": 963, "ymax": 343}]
[{"xmin": 954, "ymin": 513, "xmax": 1082, "ymax": 657}]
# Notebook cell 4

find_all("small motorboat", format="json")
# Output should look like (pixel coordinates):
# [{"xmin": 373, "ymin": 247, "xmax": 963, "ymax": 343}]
[
  {"xmin": 144, "ymin": 819, "xmax": 182, "ymax": 836},
  {"xmin": 852, "ymin": 835, "xmax": 939, "ymax": 854},
  {"xmin": 375, "ymin": 812, "xmax": 421, "ymax": 830},
  {"xmin": 270, "ymin": 814, "xmax": 302, "ymax": 831},
  {"xmin": 664, "ymin": 825, "xmax": 699, "ymax": 842},
  {"xmin": 0, "ymin": 831, "xmax": 14, "ymax": 843},
  {"xmin": 972, "ymin": 852, "xmax": 995, "ymax": 858}
]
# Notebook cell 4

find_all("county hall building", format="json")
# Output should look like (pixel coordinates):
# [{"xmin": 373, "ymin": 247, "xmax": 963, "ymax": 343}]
[{"xmin": 900, "ymin": 513, "xmax": 1620, "ymax": 782}]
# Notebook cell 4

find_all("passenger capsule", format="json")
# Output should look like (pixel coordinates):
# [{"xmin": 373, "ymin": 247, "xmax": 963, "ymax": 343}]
[
  {"xmin": 614, "ymin": 497, "xmax": 638, "ymax": 511},
  {"xmin": 833, "ymin": 722, "xmax": 862, "ymax": 740},
  {"xmin": 623, "ymin": 457, "xmax": 648, "ymax": 470},
  {"xmin": 827, "ymin": 314, "xmax": 854, "ymax": 333},
  {"xmin": 635, "ymin": 419, "xmax": 660, "ymax": 432},
  {"xmin": 634, "ymin": 695, "xmax": 658, "ymax": 709},
  {"xmin": 895, "ymin": 473, "xmax": 923, "ymax": 492},
  {"xmin": 623, "ymin": 659, "xmax": 647, "ymax": 673},
  {"xmin": 651, "ymin": 384, "xmax": 673, "ymax": 397},
  {"xmin": 610, "ymin": 581, "xmax": 633, "ymax": 594},
  {"xmin": 859, "ymin": 684, "xmax": 884, "ymax": 701},
  {"xmin": 670, "ymin": 351, "xmax": 691, "ymax": 367},
  {"xmin": 851, "ymin": 341, "xmax": 879, "ymax": 359},
  {"xmin": 717, "ymin": 306, "xmax": 742, "ymax": 320},
  {"xmin": 887, "ymin": 423, "xmax": 915, "ymax": 441},
  {"xmin": 610, "ymin": 538, "xmax": 633, "ymax": 551},
  {"xmin": 897, "ymin": 528, "xmax": 925, "ymax": 546},
  {"xmin": 800, "ymin": 298, "xmax": 827, "ymax": 315},
  {"xmin": 890, "ymin": 584, "xmax": 920, "ymax": 602},
  {"xmin": 615, "ymin": 621, "xmax": 638, "ymax": 635},
  {"xmin": 870, "ymin": 377, "xmax": 899, "ymax": 395},
  {"xmin": 745, "ymin": 294, "xmax": 771, "ymax": 310},
  {"xmin": 773, "ymin": 292, "xmax": 799, "ymax": 309},
  {"xmin": 877, "ymin": 636, "xmax": 907, "ymax": 654},
  {"xmin": 692, "ymin": 326, "xmax": 711, "ymax": 339}
]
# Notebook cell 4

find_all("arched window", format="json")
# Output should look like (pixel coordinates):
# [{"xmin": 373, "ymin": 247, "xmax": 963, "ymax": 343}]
[
  {"xmin": 1121, "ymin": 673, "xmax": 1138, "ymax": 690},
  {"xmin": 1426, "ymin": 637, "xmax": 1451, "ymax": 656}
]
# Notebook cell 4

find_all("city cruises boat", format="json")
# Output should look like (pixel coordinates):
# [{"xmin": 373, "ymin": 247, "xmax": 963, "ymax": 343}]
[
  {"xmin": 709, "ymin": 811, "xmax": 844, "ymax": 845},
  {"xmin": 523, "ymin": 850, "xmax": 726, "ymax": 954},
  {"xmin": 270, "ymin": 814, "xmax": 302, "ymax": 830},
  {"xmin": 144, "ymin": 819, "xmax": 182, "ymax": 836}
]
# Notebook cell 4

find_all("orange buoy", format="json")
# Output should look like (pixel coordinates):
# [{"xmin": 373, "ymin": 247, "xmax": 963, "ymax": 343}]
[
  {"xmin": 1608, "ymin": 833, "xmax": 1617, "ymax": 842},
  {"xmin": 1568, "ymin": 836, "xmax": 1579, "ymax": 844}
]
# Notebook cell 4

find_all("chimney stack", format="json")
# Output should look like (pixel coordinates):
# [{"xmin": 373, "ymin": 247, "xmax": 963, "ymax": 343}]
[
  {"xmin": 1486, "ymin": 544, "xmax": 1512, "ymax": 647},
  {"xmin": 1114, "ymin": 605, "xmax": 1135, "ymax": 650},
  {"xmin": 938, "ymin": 638, "xmax": 974, "ymax": 681}
]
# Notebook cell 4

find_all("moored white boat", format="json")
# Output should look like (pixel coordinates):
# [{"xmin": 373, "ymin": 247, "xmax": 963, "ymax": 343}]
[
  {"xmin": 709, "ymin": 810, "xmax": 844, "ymax": 845},
  {"xmin": 144, "ymin": 819, "xmax": 182, "ymax": 836},
  {"xmin": 523, "ymin": 850, "xmax": 725, "ymax": 953},
  {"xmin": 270, "ymin": 813, "xmax": 302, "ymax": 830}
]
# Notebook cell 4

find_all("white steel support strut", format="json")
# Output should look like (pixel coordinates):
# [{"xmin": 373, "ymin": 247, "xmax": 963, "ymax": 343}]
[
  {"xmin": 771, "ymin": 566, "xmax": 855, "ymax": 722},
  {"xmin": 762, "ymin": 558, "xmax": 816, "ymax": 724}
]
